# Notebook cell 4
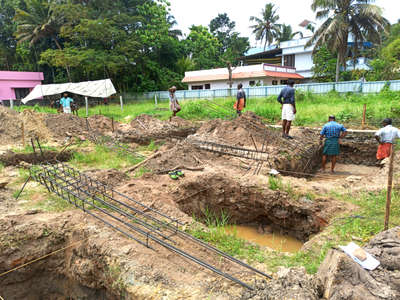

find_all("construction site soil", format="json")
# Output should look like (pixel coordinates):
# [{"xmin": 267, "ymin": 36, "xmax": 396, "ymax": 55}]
[{"xmin": 1, "ymin": 107, "xmax": 399, "ymax": 299}]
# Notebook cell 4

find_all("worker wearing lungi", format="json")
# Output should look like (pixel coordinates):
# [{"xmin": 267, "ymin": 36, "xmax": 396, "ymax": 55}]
[
  {"xmin": 277, "ymin": 80, "xmax": 296, "ymax": 139},
  {"xmin": 375, "ymin": 118, "xmax": 400, "ymax": 160},
  {"xmin": 320, "ymin": 115, "xmax": 347, "ymax": 173},
  {"xmin": 168, "ymin": 86, "xmax": 180, "ymax": 121},
  {"xmin": 234, "ymin": 83, "xmax": 246, "ymax": 116}
]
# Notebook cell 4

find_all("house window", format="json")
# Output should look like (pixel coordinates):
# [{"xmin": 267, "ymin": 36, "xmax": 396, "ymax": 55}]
[
  {"xmin": 204, "ymin": 83, "xmax": 211, "ymax": 89},
  {"xmin": 284, "ymin": 54, "xmax": 295, "ymax": 67},
  {"xmin": 280, "ymin": 80, "xmax": 288, "ymax": 85},
  {"xmin": 192, "ymin": 85, "xmax": 203, "ymax": 90},
  {"xmin": 272, "ymin": 80, "xmax": 278, "ymax": 85},
  {"xmin": 249, "ymin": 81, "xmax": 255, "ymax": 86},
  {"xmin": 14, "ymin": 88, "xmax": 30, "ymax": 100}
]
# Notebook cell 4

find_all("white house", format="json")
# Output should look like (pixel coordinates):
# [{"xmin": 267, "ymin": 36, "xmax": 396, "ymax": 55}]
[
  {"xmin": 242, "ymin": 37, "xmax": 315, "ymax": 81},
  {"xmin": 279, "ymin": 37, "xmax": 314, "ymax": 79},
  {"xmin": 243, "ymin": 36, "xmax": 371, "ymax": 81},
  {"xmin": 182, "ymin": 63, "xmax": 304, "ymax": 90}
]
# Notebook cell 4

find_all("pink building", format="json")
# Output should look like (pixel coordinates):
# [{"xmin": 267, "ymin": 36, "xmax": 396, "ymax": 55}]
[{"xmin": 0, "ymin": 71, "xmax": 44, "ymax": 100}]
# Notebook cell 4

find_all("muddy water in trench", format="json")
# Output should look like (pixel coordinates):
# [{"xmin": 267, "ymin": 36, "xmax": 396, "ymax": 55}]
[{"xmin": 224, "ymin": 225, "xmax": 303, "ymax": 253}]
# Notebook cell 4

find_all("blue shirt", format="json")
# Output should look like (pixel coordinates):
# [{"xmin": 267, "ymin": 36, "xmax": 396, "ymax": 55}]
[
  {"xmin": 277, "ymin": 86, "xmax": 295, "ymax": 105},
  {"xmin": 60, "ymin": 97, "xmax": 73, "ymax": 108},
  {"xmin": 320, "ymin": 121, "xmax": 347, "ymax": 138}
]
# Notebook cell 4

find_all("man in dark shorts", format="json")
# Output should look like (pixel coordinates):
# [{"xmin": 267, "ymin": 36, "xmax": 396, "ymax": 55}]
[
  {"xmin": 277, "ymin": 80, "xmax": 296, "ymax": 139},
  {"xmin": 320, "ymin": 115, "xmax": 347, "ymax": 173}
]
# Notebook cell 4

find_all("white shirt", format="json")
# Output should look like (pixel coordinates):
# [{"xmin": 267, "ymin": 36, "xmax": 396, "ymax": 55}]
[{"xmin": 375, "ymin": 125, "xmax": 400, "ymax": 143}]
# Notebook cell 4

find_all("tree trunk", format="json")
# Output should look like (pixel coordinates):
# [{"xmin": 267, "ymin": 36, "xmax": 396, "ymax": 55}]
[
  {"xmin": 335, "ymin": 52, "xmax": 340, "ymax": 82},
  {"xmin": 53, "ymin": 36, "xmax": 72, "ymax": 82},
  {"xmin": 227, "ymin": 62, "xmax": 233, "ymax": 89}
]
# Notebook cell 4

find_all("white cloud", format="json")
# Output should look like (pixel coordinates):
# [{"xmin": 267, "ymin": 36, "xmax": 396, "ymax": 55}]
[{"xmin": 168, "ymin": 0, "xmax": 400, "ymax": 47}]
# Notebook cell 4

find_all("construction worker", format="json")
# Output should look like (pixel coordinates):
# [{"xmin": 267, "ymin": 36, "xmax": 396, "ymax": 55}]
[
  {"xmin": 375, "ymin": 118, "xmax": 400, "ymax": 160},
  {"xmin": 277, "ymin": 80, "xmax": 296, "ymax": 139},
  {"xmin": 169, "ymin": 86, "xmax": 181, "ymax": 121},
  {"xmin": 320, "ymin": 115, "xmax": 347, "ymax": 173},
  {"xmin": 59, "ymin": 92, "xmax": 74, "ymax": 114},
  {"xmin": 234, "ymin": 83, "xmax": 246, "ymax": 116}
]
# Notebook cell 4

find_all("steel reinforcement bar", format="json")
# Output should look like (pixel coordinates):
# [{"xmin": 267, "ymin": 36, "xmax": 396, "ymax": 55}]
[
  {"xmin": 188, "ymin": 138, "xmax": 271, "ymax": 162},
  {"xmin": 30, "ymin": 163, "xmax": 272, "ymax": 289}
]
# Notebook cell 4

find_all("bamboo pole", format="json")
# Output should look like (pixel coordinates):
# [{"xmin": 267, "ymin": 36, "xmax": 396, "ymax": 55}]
[
  {"xmin": 21, "ymin": 122, "xmax": 25, "ymax": 147},
  {"xmin": 85, "ymin": 97, "xmax": 88, "ymax": 117},
  {"xmin": 362, "ymin": 104, "xmax": 367, "ymax": 129},
  {"xmin": 384, "ymin": 144, "xmax": 395, "ymax": 230}
]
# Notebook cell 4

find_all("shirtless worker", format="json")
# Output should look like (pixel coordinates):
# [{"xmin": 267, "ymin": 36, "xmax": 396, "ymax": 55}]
[
  {"xmin": 277, "ymin": 80, "xmax": 296, "ymax": 139},
  {"xmin": 320, "ymin": 115, "xmax": 347, "ymax": 173},
  {"xmin": 375, "ymin": 118, "xmax": 400, "ymax": 161}
]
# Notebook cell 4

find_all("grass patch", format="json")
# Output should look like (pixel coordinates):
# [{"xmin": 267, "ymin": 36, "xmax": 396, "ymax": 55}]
[
  {"xmin": 137, "ymin": 140, "xmax": 161, "ymax": 153},
  {"xmin": 69, "ymin": 144, "xmax": 143, "ymax": 170},
  {"xmin": 134, "ymin": 167, "xmax": 151, "ymax": 178},
  {"xmin": 188, "ymin": 208, "xmax": 269, "ymax": 263},
  {"xmin": 268, "ymin": 176, "xmax": 283, "ymax": 191},
  {"xmin": 14, "ymin": 90, "xmax": 400, "ymax": 128}
]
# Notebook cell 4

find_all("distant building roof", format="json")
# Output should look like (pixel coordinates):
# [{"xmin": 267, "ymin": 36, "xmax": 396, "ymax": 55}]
[
  {"xmin": 182, "ymin": 64, "xmax": 303, "ymax": 83},
  {"xmin": 0, "ymin": 71, "xmax": 44, "ymax": 81},
  {"xmin": 245, "ymin": 45, "xmax": 277, "ymax": 56}
]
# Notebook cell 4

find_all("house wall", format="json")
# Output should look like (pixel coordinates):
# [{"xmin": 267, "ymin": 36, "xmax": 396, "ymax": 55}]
[
  {"xmin": 189, "ymin": 78, "xmax": 267, "ymax": 90},
  {"xmin": 0, "ymin": 71, "xmax": 44, "ymax": 100},
  {"xmin": 188, "ymin": 76, "xmax": 296, "ymax": 90}
]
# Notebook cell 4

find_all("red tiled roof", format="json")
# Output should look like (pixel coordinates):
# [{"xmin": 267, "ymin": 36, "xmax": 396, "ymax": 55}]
[
  {"xmin": 264, "ymin": 71, "xmax": 304, "ymax": 79},
  {"xmin": 182, "ymin": 70, "xmax": 303, "ymax": 83}
]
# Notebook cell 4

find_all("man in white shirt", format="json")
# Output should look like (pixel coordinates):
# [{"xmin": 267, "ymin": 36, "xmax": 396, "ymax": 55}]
[{"xmin": 375, "ymin": 118, "xmax": 400, "ymax": 160}]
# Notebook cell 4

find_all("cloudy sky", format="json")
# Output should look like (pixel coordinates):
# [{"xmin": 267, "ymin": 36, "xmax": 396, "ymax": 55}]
[{"xmin": 168, "ymin": 0, "xmax": 400, "ymax": 46}]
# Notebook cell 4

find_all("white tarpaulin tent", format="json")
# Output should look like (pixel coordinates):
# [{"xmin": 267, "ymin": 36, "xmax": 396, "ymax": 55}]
[{"xmin": 22, "ymin": 79, "xmax": 117, "ymax": 104}]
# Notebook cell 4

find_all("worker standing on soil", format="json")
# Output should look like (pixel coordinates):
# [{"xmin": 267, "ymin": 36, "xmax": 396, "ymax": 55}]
[
  {"xmin": 59, "ymin": 92, "xmax": 74, "ymax": 114},
  {"xmin": 234, "ymin": 83, "xmax": 246, "ymax": 116},
  {"xmin": 375, "ymin": 118, "xmax": 400, "ymax": 160},
  {"xmin": 320, "ymin": 115, "xmax": 347, "ymax": 173},
  {"xmin": 169, "ymin": 86, "xmax": 181, "ymax": 121},
  {"xmin": 277, "ymin": 80, "xmax": 296, "ymax": 139}
]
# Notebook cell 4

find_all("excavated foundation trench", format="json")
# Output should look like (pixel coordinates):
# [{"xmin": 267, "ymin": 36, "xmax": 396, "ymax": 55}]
[
  {"xmin": 174, "ymin": 172, "xmax": 323, "ymax": 243},
  {"xmin": 174, "ymin": 139, "xmax": 378, "ymax": 246}
]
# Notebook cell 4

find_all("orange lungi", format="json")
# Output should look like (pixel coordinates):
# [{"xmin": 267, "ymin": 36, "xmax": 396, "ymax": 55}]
[
  {"xmin": 376, "ymin": 143, "xmax": 392, "ymax": 160},
  {"xmin": 234, "ymin": 98, "xmax": 245, "ymax": 111}
]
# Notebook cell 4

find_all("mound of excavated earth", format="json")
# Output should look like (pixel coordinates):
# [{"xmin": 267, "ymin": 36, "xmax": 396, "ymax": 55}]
[
  {"xmin": 140, "ymin": 111, "xmax": 322, "ymax": 175},
  {"xmin": 0, "ymin": 106, "xmax": 122, "ymax": 145},
  {"xmin": 117, "ymin": 114, "xmax": 198, "ymax": 145}
]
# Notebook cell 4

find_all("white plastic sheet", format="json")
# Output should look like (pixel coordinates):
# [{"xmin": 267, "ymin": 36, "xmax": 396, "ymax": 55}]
[{"xmin": 22, "ymin": 79, "xmax": 117, "ymax": 103}]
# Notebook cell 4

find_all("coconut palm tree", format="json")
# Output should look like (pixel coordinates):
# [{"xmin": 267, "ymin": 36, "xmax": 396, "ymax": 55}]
[
  {"xmin": 249, "ymin": 3, "xmax": 281, "ymax": 51},
  {"xmin": 276, "ymin": 24, "xmax": 303, "ymax": 46},
  {"xmin": 14, "ymin": 0, "xmax": 71, "ymax": 81},
  {"xmin": 306, "ymin": 0, "xmax": 389, "ymax": 82}
]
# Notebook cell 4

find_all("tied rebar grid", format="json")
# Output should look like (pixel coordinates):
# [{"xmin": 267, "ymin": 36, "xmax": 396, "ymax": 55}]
[
  {"xmin": 188, "ymin": 138, "xmax": 271, "ymax": 162},
  {"xmin": 30, "ymin": 162, "xmax": 272, "ymax": 290}
]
